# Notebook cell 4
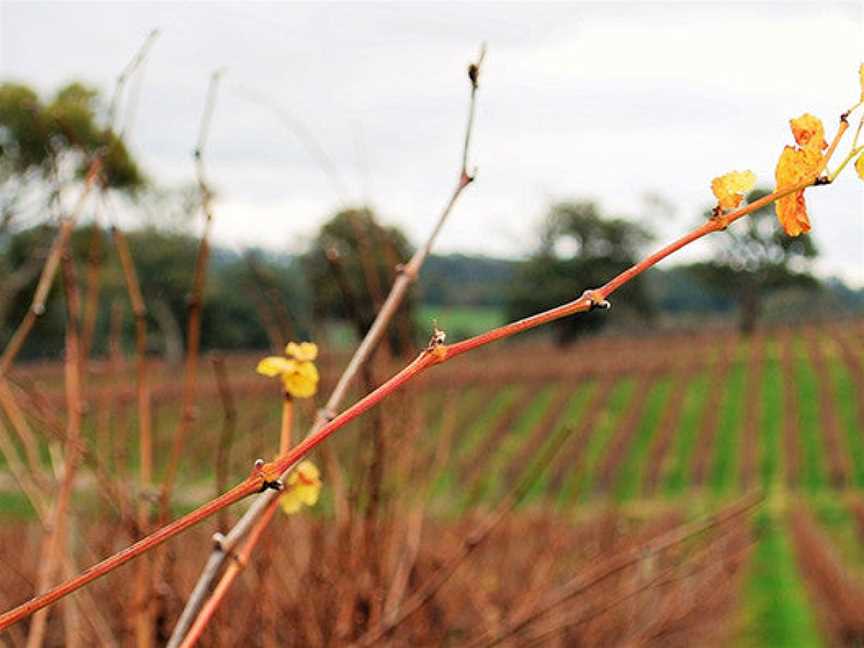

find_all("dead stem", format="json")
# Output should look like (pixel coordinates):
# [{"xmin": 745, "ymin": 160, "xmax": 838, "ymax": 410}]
[
  {"xmin": 0, "ymin": 85, "xmax": 853, "ymax": 638},
  {"xmin": 165, "ymin": 44, "xmax": 488, "ymax": 647},
  {"xmin": 25, "ymin": 253, "xmax": 84, "ymax": 648},
  {"xmin": 159, "ymin": 69, "xmax": 223, "ymax": 517}
]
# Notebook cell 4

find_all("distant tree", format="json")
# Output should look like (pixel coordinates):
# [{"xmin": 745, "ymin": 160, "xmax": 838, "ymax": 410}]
[
  {"xmin": 0, "ymin": 223, "xmax": 307, "ymax": 358},
  {"xmin": 0, "ymin": 81, "xmax": 144, "ymax": 216},
  {"xmin": 507, "ymin": 201, "xmax": 655, "ymax": 344},
  {"xmin": 688, "ymin": 187, "xmax": 819, "ymax": 334},
  {"xmin": 303, "ymin": 208, "xmax": 415, "ymax": 353},
  {"xmin": 0, "ymin": 81, "xmax": 145, "ymax": 332}
]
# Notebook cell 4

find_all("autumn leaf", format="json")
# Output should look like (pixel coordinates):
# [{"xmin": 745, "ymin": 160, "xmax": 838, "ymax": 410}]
[
  {"xmin": 280, "ymin": 461, "xmax": 322, "ymax": 515},
  {"xmin": 711, "ymin": 170, "xmax": 756, "ymax": 210},
  {"xmin": 775, "ymin": 146, "xmax": 823, "ymax": 236},
  {"xmin": 774, "ymin": 113, "xmax": 828, "ymax": 237},
  {"xmin": 789, "ymin": 113, "xmax": 828, "ymax": 153},
  {"xmin": 856, "ymin": 151, "xmax": 864, "ymax": 181},
  {"xmin": 256, "ymin": 341, "xmax": 320, "ymax": 398}
]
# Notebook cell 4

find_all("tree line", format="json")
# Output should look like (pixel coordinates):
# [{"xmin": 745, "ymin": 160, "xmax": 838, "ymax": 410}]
[{"xmin": 2, "ymin": 79, "xmax": 859, "ymax": 361}]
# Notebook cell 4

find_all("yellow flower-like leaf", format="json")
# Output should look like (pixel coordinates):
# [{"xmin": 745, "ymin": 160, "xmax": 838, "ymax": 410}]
[
  {"xmin": 257, "ymin": 356, "xmax": 295, "ymax": 377},
  {"xmin": 281, "ymin": 360, "xmax": 319, "ymax": 398},
  {"xmin": 711, "ymin": 170, "xmax": 757, "ymax": 211},
  {"xmin": 256, "ymin": 341, "xmax": 320, "ymax": 398},
  {"xmin": 789, "ymin": 113, "xmax": 828, "ymax": 153},
  {"xmin": 856, "ymin": 151, "xmax": 864, "ymax": 181},
  {"xmin": 286, "ymin": 341, "xmax": 318, "ymax": 362},
  {"xmin": 774, "ymin": 146, "xmax": 822, "ymax": 237},
  {"xmin": 280, "ymin": 460, "xmax": 322, "ymax": 515}
]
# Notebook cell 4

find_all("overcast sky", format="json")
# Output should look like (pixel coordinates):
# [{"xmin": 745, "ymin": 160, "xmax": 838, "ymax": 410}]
[{"xmin": 1, "ymin": 2, "xmax": 863, "ymax": 283}]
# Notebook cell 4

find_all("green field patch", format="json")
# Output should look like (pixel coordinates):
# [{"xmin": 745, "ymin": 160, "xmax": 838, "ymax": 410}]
[
  {"xmin": 662, "ymin": 373, "xmax": 710, "ymax": 496},
  {"xmin": 828, "ymin": 357, "xmax": 864, "ymax": 488},
  {"xmin": 558, "ymin": 378, "xmax": 635, "ymax": 504},
  {"xmin": 709, "ymin": 347, "xmax": 748, "ymax": 496},
  {"xmin": 432, "ymin": 385, "xmax": 521, "ymax": 499},
  {"xmin": 523, "ymin": 381, "xmax": 596, "ymax": 505},
  {"xmin": 465, "ymin": 386, "xmax": 558, "ymax": 504},
  {"xmin": 760, "ymin": 352, "xmax": 783, "ymax": 490},
  {"xmin": 740, "ymin": 510, "xmax": 824, "ymax": 648},
  {"xmin": 453, "ymin": 386, "xmax": 521, "ymax": 459},
  {"xmin": 809, "ymin": 496, "xmax": 864, "ymax": 571},
  {"xmin": 0, "ymin": 490, "xmax": 37, "ymax": 519},
  {"xmin": 794, "ymin": 339, "xmax": 827, "ymax": 492},
  {"xmin": 614, "ymin": 378, "xmax": 672, "ymax": 501}
]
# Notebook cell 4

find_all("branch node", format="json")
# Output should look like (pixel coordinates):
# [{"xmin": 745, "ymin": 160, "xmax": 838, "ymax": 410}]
[
  {"xmin": 468, "ymin": 63, "xmax": 480, "ymax": 89},
  {"xmin": 259, "ymin": 479, "xmax": 283, "ymax": 493},
  {"xmin": 710, "ymin": 211, "xmax": 730, "ymax": 230},
  {"xmin": 814, "ymin": 175, "xmax": 831, "ymax": 185},
  {"xmin": 581, "ymin": 289, "xmax": 611, "ymax": 311},
  {"xmin": 212, "ymin": 533, "xmax": 226, "ymax": 551},
  {"xmin": 425, "ymin": 326, "xmax": 448, "ymax": 361},
  {"xmin": 317, "ymin": 407, "xmax": 336, "ymax": 423}
]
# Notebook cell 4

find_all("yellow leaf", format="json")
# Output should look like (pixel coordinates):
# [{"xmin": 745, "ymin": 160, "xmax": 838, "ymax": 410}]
[
  {"xmin": 280, "ymin": 461, "xmax": 322, "ymax": 515},
  {"xmin": 789, "ymin": 113, "xmax": 827, "ymax": 153},
  {"xmin": 285, "ymin": 341, "xmax": 318, "ymax": 362},
  {"xmin": 281, "ymin": 360, "xmax": 319, "ymax": 398},
  {"xmin": 256, "ymin": 356, "xmax": 295, "ymax": 378},
  {"xmin": 711, "ymin": 170, "xmax": 757, "ymax": 210},
  {"xmin": 856, "ymin": 151, "xmax": 864, "ymax": 181},
  {"xmin": 774, "ymin": 146, "xmax": 822, "ymax": 236}
]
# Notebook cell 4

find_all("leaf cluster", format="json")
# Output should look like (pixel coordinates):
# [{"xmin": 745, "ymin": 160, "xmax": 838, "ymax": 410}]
[{"xmin": 0, "ymin": 81, "xmax": 144, "ymax": 190}]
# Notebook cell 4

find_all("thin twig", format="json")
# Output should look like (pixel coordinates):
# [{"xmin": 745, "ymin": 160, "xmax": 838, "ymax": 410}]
[
  {"xmin": 462, "ymin": 493, "xmax": 762, "ymax": 648},
  {"xmin": 211, "ymin": 355, "xmax": 237, "ymax": 532},
  {"xmin": 111, "ymin": 223, "xmax": 156, "ymax": 648},
  {"xmin": 0, "ymin": 99, "xmax": 853, "ymax": 635},
  {"xmin": 159, "ymin": 69, "xmax": 224, "ymax": 518},
  {"xmin": 107, "ymin": 29, "xmax": 160, "ymax": 132},
  {"xmin": 165, "ymin": 45, "xmax": 488, "ymax": 647},
  {"xmin": 352, "ymin": 420, "xmax": 575, "ymax": 647},
  {"xmin": 0, "ymin": 161, "xmax": 101, "ymax": 377},
  {"xmin": 25, "ymin": 252, "xmax": 84, "ymax": 648}
]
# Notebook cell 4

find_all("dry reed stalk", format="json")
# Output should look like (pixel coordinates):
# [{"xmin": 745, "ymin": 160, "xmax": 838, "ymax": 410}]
[
  {"xmin": 211, "ymin": 356, "xmax": 237, "ymax": 532},
  {"xmin": 158, "ymin": 70, "xmax": 223, "ymax": 518},
  {"xmin": 352, "ymin": 421, "xmax": 574, "ymax": 647},
  {"xmin": 0, "ymin": 160, "xmax": 101, "ymax": 377},
  {"xmin": 176, "ymin": 496, "xmax": 282, "ymax": 648},
  {"xmin": 175, "ymin": 397, "xmax": 293, "ymax": 647},
  {"xmin": 1, "ymin": 81, "xmax": 855, "ymax": 636},
  {"xmin": 166, "ymin": 43, "xmax": 488, "ymax": 646},
  {"xmin": 0, "ymin": 398, "xmax": 117, "ymax": 647},
  {"xmin": 25, "ymin": 253, "xmax": 84, "ymax": 648},
  {"xmin": 0, "ymin": 379, "xmax": 45, "ymax": 485},
  {"xmin": 79, "ymin": 224, "xmax": 105, "ymax": 367},
  {"xmin": 463, "ymin": 493, "xmax": 761, "ymax": 648},
  {"xmin": 519, "ymin": 528, "xmax": 752, "ymax": 647},
  {"xmin": 13, "ymin": 365, "xmax": 136, "ymax": 524},
  {"xmin": 58, "ymin": 556, "xmax": 119, "ymax": 648},
  {"xmin": 110, "ymin": 223, "xmax": 157, "ymax": 647}
]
